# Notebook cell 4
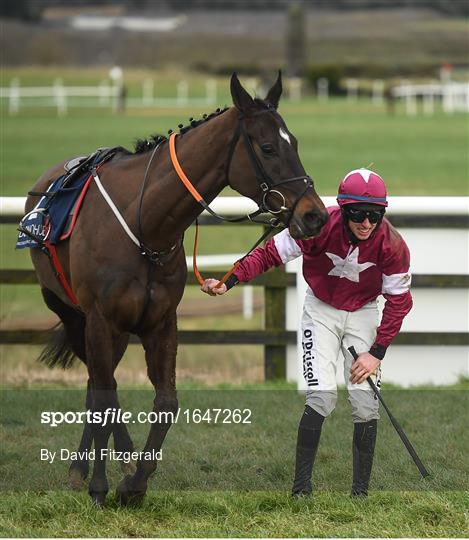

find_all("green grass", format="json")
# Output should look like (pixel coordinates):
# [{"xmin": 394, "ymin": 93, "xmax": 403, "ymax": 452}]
[
  {"xmin": 1, "ymin": 490, "xmax": 467, "ymax": 537},
  {"xmin": 0, "ymin": 385, "xmax": 468, "ymax": 536},
  {"xmin": 0, "ymin": 67, "xmax": 228, "ymax": 100},
  {"xmin": 1, "ymin": 98, "xmax": 467, "ymax": 198},
  {"xmin": 1, "ymin": 66, "xmax": 468, "ymax": 199}
]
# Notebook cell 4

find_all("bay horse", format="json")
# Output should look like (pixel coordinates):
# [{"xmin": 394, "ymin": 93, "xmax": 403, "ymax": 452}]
[{"xmin": 26, "ymin": 73, "xmax": 328, "ymax": 506}]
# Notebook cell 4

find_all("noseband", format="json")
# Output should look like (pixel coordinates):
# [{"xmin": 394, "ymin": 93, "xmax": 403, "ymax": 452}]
[{"xmin": 224, "ymin": 107, "xmax": 313, "ymax": 225}]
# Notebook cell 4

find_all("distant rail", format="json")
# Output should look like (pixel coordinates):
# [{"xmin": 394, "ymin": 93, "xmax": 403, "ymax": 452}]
[
  {"xmin": 2, "ymin": 196, "xmax": 469, "ymax": 219},
  {"xmin": 391, "ymin": 82, "xmax": 469, "ymax": 114}
]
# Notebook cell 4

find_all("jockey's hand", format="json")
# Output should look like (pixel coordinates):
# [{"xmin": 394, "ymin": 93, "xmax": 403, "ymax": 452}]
[
  {"xmin": 349, "ymin": 352, "xmax": 381, "ymax": 385},
  {"xmin": 201, "ymin": 278, "xmax": 228, "ymax": 296}
]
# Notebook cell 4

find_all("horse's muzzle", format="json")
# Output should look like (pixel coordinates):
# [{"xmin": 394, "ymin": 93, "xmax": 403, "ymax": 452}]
[{"xmin": 289, "ymin": 209, "xmax": 329, "ymax": 240}]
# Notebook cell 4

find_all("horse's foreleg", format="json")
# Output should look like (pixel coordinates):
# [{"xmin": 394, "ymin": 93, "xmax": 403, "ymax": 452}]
[
  {"xmin": 110, "ymin": 333, "xmax": 136, "ymax": 476},
  {"xmin": 116, "ymin": 312, "xmax": 178, "ymax": 506},
  {"xmin": 86, "ymin": 306, "xmax": 119, "ymax": 506},
  {"xmin": 69, "ymin": 379, "xmax": 93, "ymax": 489}
]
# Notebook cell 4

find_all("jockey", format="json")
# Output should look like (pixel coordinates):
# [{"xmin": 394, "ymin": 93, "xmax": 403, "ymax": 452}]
[{"xmin": 202, "ymin": 168, "xmax": 413, "ymax": 497}]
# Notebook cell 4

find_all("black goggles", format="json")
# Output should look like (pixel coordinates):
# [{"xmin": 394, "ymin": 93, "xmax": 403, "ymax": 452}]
[{"xmin": 345, "ymin": 207, "xmax": 385, "ymax": 224}]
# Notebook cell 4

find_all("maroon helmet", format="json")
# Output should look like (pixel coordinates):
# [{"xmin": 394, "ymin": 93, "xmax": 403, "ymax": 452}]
[{"xmin": 337, "ymin": 169, "xmax": 388, "ymax": 207}]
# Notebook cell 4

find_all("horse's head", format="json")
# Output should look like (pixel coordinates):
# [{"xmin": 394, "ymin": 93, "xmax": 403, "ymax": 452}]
[{"xmin": 227, "ymin": 72, "xmax": 328, "ymax": 239}]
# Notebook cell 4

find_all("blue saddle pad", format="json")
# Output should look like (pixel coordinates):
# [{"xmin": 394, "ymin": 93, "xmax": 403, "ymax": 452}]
[
  {"xmin": 16, "ymin": 171, "xmax": 90, "ymax": 249},
  {"xmin": 16, "ymin": 148, "xmax": 116, "ymax": 250}
]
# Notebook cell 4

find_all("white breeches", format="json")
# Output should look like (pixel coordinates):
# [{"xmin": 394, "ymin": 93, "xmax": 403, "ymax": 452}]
[{"xmin": 302, "ymin": 288, "xmax": 382, "ymax": 423}]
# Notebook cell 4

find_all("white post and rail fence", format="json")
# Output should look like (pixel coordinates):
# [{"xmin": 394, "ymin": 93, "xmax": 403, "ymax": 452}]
[
  {"xmin": 0, "ymin": 77, "xmax": 305, "ymax": 115},
  {"xmin": 2, "ymin": 79, "xmax": 469, "ymax": 115},
  {"xmin": 3, "ymin": 64, "xmax": 469, "ymax": 117},
  {"xmin": 1, "ymin": 196, "xmax": 467, "ymax": 387}
]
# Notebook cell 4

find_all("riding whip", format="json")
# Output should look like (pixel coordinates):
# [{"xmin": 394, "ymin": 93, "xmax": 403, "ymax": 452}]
[{"xmin": 348, "ymin": 346, "xmax": 430, "ymax": 479}]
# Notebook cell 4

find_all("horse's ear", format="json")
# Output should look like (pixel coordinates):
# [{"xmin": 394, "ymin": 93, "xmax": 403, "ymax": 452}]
[
  {"xmin": 265, "ymin": 70, "xmax": 282, "ymax": 109},
  {"xmin": 230, "ymin": 73, "xmax": 255, "ymax": 114}
]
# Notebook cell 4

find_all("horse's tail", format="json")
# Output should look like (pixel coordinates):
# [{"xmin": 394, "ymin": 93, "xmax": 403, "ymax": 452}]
[
  {"xmin": 38, "ymin": 323, "xmax": 79, "ymax": 369},
  {"xmin": 38, "ymin": 288, "xmax": 87, "ymax": 369}
]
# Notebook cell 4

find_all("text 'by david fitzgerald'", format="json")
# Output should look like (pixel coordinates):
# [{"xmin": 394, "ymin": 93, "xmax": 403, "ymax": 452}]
[{"xmin": 40, "ymin": 448, "xmax": 162, "ymax": 464}]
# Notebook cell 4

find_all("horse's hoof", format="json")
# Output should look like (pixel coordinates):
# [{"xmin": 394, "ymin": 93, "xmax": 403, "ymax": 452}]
[
  {"xmin": 89, "ymin": 491, "xmax": 107, "ymax": 507},
  {"xmin": 116, "ymin": 475, "xmax": 146, "ymax": 507},
  {"xmin": 69, "ymin": 468, "xmax": 87, "ymax": 490},
  {"xmin": 120, "ymin": 460, "xmax": 137, "ymax": 476}
]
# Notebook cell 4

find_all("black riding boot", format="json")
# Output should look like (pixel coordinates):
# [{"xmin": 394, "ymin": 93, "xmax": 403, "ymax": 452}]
[
  {"xmin": 351, "ymin": 419, "xmax": 378, "ymax": 497},
  {"xmin": 291, "ymin": 405, "xmax": 325, "ymax": 496}
]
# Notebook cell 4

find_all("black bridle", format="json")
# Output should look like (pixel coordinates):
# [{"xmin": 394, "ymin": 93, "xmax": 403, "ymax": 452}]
[{"xmin": 223, "ymin": 107, "xmax": 314, "ymax": 226}]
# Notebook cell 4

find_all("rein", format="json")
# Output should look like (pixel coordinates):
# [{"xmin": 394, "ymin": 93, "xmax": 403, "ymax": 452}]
[{"xmin": 169, "ymin": 132, "xmax": 273, "ymax": 287}]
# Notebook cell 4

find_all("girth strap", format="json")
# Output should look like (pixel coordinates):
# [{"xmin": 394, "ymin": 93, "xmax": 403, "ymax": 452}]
[{"xmin": 44, "ymin": 240, "xmax": 79, "ymax": 306}]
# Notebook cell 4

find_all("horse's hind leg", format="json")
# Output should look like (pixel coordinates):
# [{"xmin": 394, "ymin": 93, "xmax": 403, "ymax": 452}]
[
  {"xmin": 69, "ymin": 334, "xmax": 134, "ymax": 489},
  {"xmin": 38, "ymin": 288, "xmax": 92, "ymax": 488},
  {"xmin": 41, "ymin": 288, "xmax": 134, "ymax": 499}
]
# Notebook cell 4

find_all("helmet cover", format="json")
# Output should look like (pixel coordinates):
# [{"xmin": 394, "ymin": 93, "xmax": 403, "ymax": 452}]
[{"xmin": 337, "ymin": 169, "xmax": 388, "ymax": 207}]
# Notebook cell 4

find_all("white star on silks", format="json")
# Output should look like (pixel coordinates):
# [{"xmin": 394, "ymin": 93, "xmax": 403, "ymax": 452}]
[{"xmin": 326, "ymin": 247, "xmax": 375, "ymax": 283}]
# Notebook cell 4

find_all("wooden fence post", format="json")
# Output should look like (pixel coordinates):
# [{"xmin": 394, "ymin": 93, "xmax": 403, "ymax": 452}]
[{"xmin": 264, "ymin": 264, "xmax": 286, "ymax": 380}]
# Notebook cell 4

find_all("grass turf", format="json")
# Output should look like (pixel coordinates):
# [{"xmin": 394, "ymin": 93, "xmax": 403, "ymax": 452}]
[
  {"xmin": 1, "ymin": 490, "xmax": 467, "ymax": 537},
  {"xmin": 0, "ymin": 384, "xmax": 468, "ymax": 536},
  {"xmin": 2, "ymin": 98, "xmax": 467, "ymax": 198}
]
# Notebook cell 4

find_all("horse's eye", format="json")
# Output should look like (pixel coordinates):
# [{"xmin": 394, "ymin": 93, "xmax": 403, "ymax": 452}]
[{"xmin": 260, "ymin": 143, "xmax": 275, "ymax": 155}]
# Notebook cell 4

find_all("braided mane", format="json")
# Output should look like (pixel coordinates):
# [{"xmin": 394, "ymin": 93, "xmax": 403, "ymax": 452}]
[{"xmin": 133, "ymin": 107, "xmax": 230, "ymax": 154}]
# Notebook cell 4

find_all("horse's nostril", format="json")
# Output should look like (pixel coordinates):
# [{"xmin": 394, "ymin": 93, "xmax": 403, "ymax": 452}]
[
  {"xmin": 305, "ymin": 211, "xmax": 324, "ymax": 226},
  {"xmin": 302, "ymin": 210, "xmax": 328, "ymax": 233}
]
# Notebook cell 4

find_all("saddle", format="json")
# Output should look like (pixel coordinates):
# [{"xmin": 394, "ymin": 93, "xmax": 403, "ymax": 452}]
[
  {"xmin": 16, "ymin": 147, "xmax": 117, "ymax": 250},
  {"xmin": 64, "ymin": 155, "xmax": 88, "ymax": 173}
]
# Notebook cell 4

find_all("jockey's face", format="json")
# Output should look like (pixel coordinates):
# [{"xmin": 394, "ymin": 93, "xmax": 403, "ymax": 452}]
[
  {"xmin": 343, "ymin": 203, "xmax": 384, "ymax": 241},
  {"xmin": 348, "ymin": 218, "xmax": 378, "ymax": 241}
]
